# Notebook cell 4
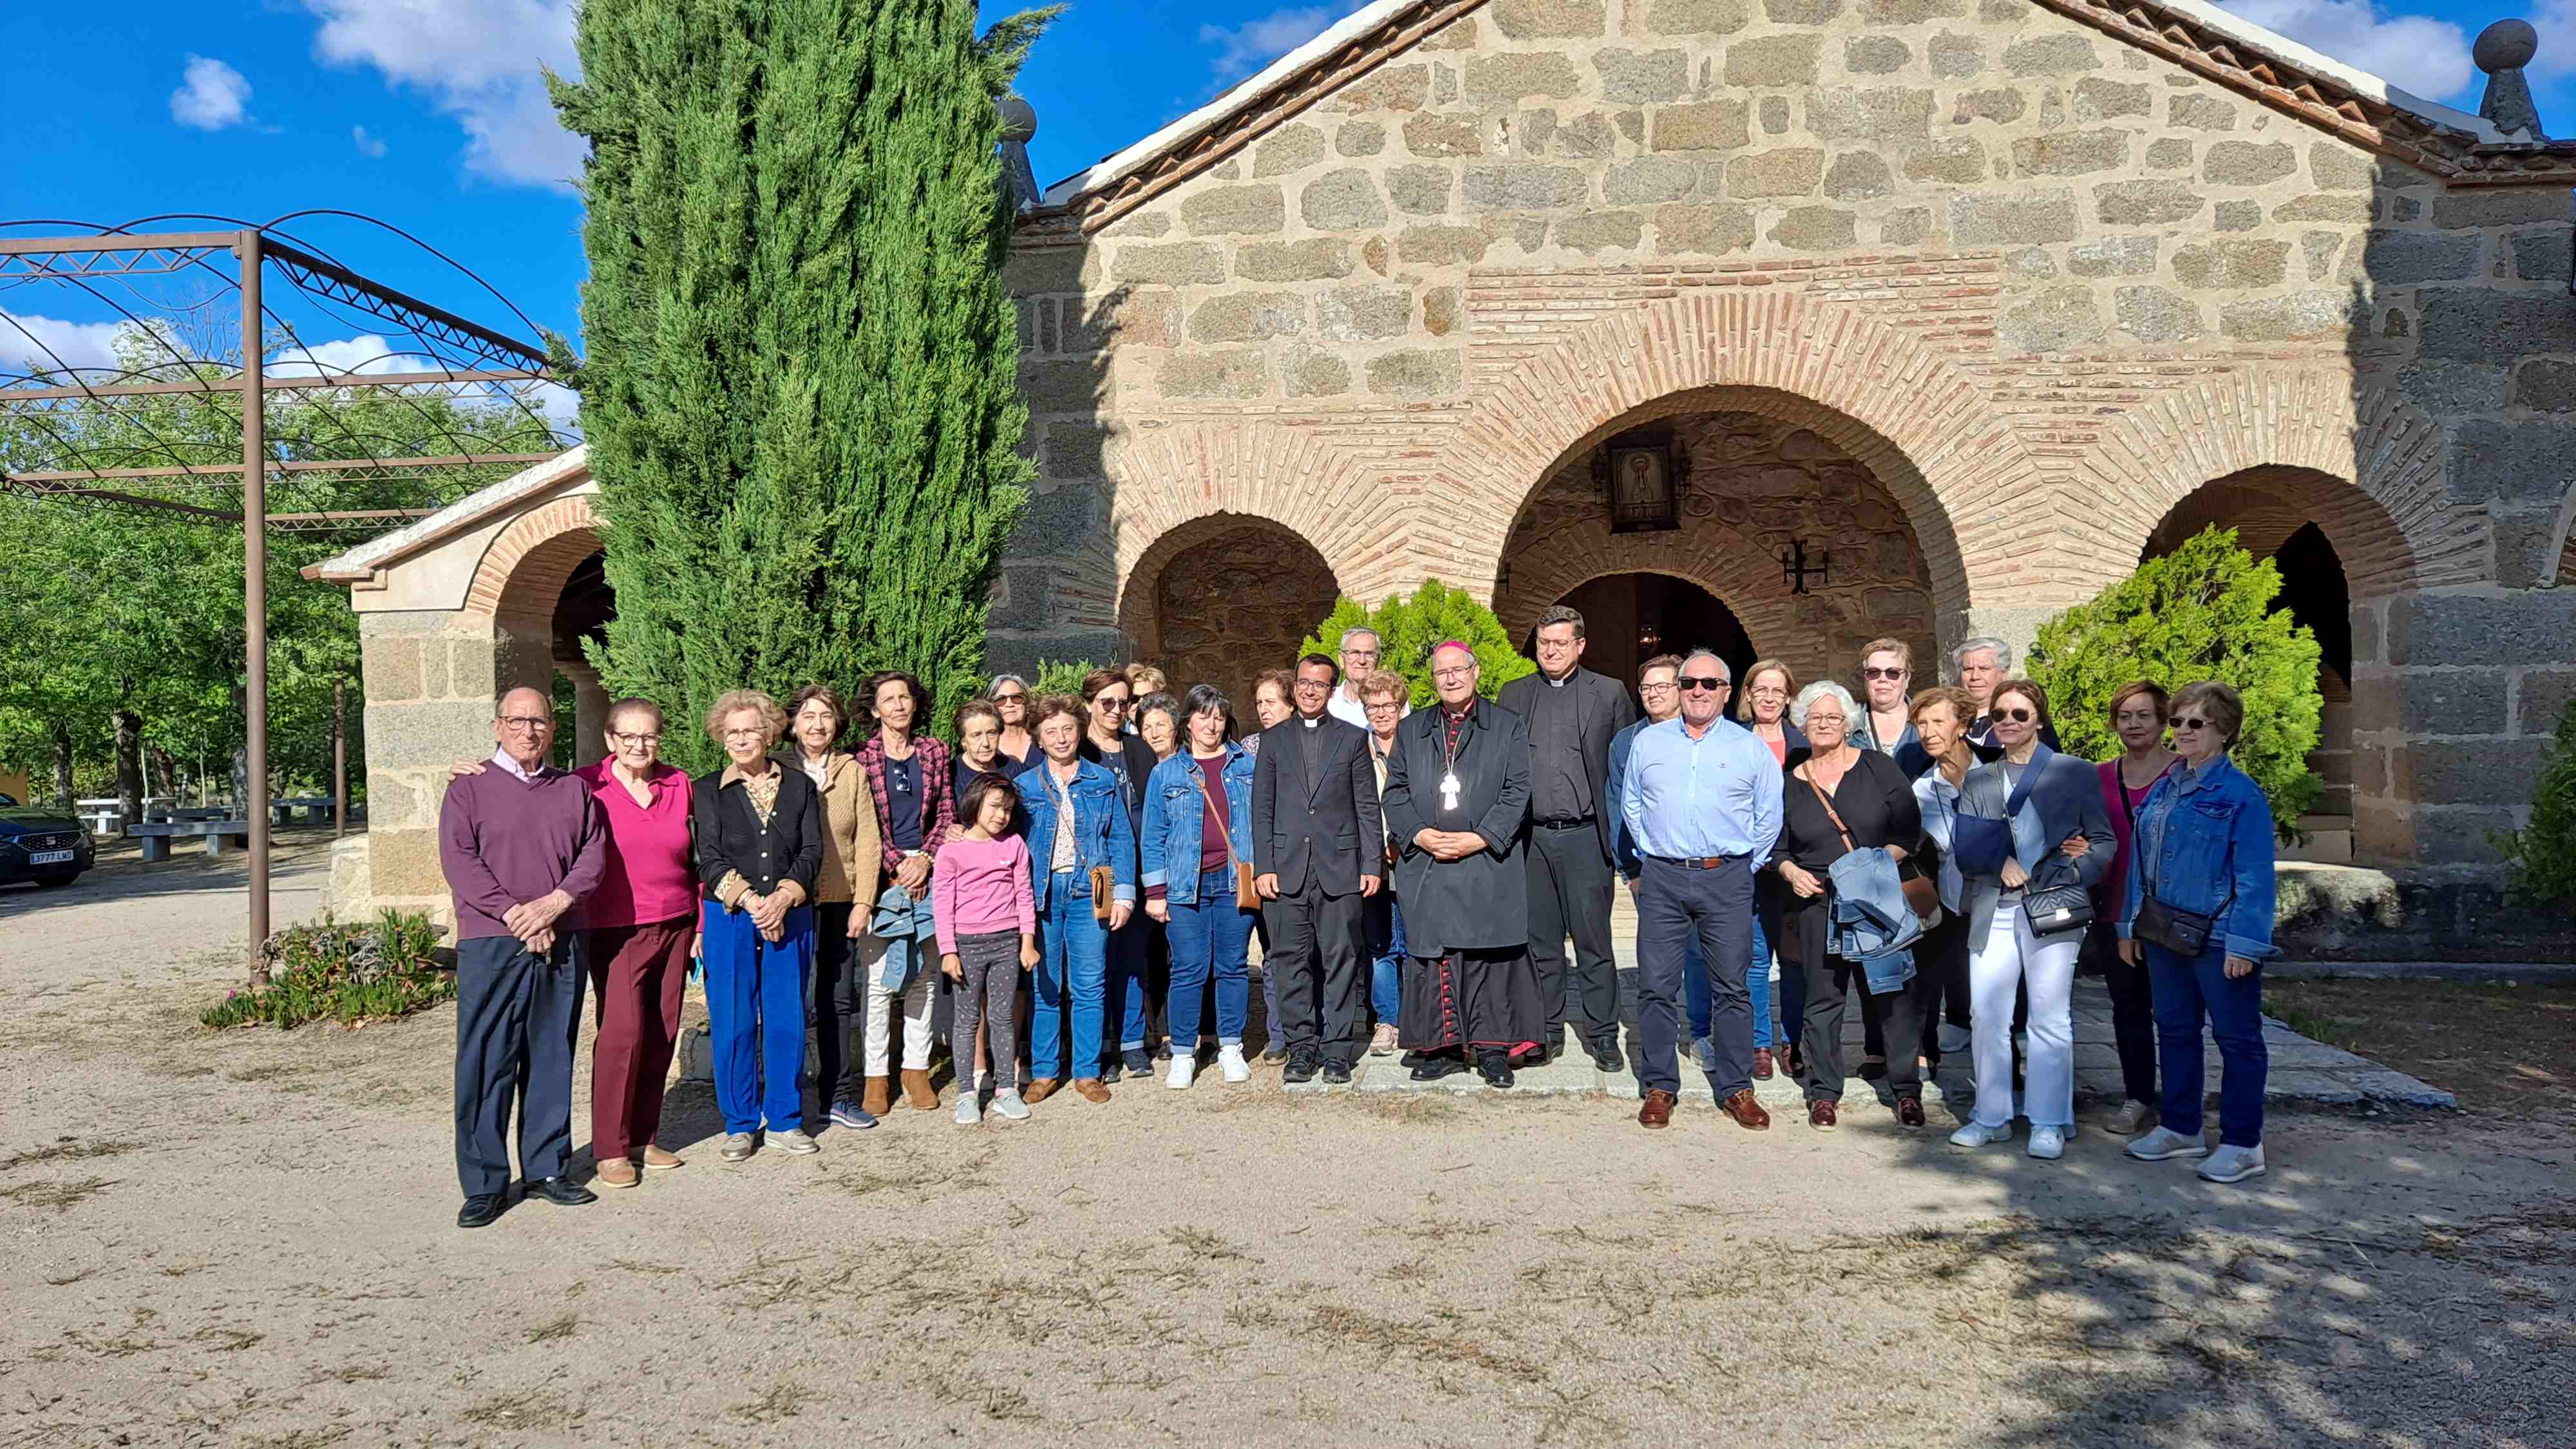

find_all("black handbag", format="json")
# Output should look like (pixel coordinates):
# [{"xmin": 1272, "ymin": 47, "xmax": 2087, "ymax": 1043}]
[
  {"xmin": 2133, "ymin": 895, "xmax": 2216, "ymax": 955},
  {"xmin": 2022, "ymin": 858, "xmax": 2094, "ymax": 936}
]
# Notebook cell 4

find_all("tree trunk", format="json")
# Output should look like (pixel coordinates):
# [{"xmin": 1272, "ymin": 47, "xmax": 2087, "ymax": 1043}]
[
  {"xmin": 51, "ymin": 723, "xmax": 75, "ymax": 813},
  {"xmin": 149, "ymin": 745, "xmax": 178, "ymax": 817},
  {"xmin": 113, "ymin": 709, "xmax": 144, "ymax": 835}
]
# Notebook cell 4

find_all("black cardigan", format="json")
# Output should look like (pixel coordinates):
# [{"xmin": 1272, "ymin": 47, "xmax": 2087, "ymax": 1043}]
[
  {"xmin": 692, "ymin": 762, "xmax": 824, "ymax": 902},
  {"xmin": 1774, "ymin": 748, "xmax": 1922, "ymax": 875}
]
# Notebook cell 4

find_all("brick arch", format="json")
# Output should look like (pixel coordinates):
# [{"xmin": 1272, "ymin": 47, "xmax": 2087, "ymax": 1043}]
[
  {"xmin": 1432, "ymin": 290, "xmax": 2058, "ymax": 623},
  {"xmin": 2087, "ymin": 372, "xmax": 2473, "ymax": 599},
  {"xmin": 464, "ymin": 493, "xmax": 605, "ymax": 625}
]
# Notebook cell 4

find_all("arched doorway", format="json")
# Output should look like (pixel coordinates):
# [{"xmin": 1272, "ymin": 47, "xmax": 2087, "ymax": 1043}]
[
  {"xmin": 548, "ymin": 551, "xmax": 616, "ymax": 768},
  {"xmin": 1530, "ymin": 574, "xmax": 1754, "ymax": 703},
  {"xmin": 1141, "ymin": 518, "xmax": 1339, "ymax": 713}
]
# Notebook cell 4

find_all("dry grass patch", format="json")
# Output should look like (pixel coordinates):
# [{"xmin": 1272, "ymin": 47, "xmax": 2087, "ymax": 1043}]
[
  {"xmin": 0, "ymin": 1138, "xmax": 140, "ymax": 1171},
  {"xmin": 1, "ymin": 1177, "xmax": 117, "ymax": 1213},
  {"xmin": 921, "ymin": 1367, "xmax": 1041, "ymax": 1424}
]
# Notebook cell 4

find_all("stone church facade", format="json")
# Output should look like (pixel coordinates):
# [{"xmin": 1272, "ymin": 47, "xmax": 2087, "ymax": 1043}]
[{"xmin": 318, "ymin": 0, "xmax": 2574, "ymax": 923}]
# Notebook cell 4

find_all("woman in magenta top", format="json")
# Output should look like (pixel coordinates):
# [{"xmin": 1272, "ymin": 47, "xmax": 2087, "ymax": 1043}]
[
  {"xmin": 2092, "ymin": 680, "xmax": 2176, "ymax": 1139},
  {"xmin": 571, "ymin": 697, "xmax": 699, "ymax": 1189},
  {"xmin": 935, "ymin": 775, "xmax": 1038, "ymax": 1124}
]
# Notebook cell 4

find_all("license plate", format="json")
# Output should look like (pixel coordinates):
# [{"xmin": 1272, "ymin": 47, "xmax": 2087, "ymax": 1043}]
[{"xmin": 29, "ymin": 849, "xmax": 74, "ymax": 865}]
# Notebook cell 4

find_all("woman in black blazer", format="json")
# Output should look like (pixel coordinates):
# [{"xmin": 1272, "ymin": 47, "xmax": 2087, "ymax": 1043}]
[{"xmin": 693, "ymin": 689, "xmax": 824, "ymax": 1162}]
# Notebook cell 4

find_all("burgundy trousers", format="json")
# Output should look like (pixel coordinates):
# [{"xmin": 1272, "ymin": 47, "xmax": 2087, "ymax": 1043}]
[{"xmin": 586, "ymin": 916, "xmax": 694, "ymax": 1161}]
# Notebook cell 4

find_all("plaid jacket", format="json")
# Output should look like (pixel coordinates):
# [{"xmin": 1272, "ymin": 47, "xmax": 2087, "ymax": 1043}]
[{"xmin": 858, "ymin": 735, "xmax": 954, "ymax": 875}]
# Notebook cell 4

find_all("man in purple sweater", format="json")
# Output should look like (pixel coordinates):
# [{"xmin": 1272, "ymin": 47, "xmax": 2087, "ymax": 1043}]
[{"xmin": 438, "ymin": 685, "xmax": 607, "ymax": 1228}]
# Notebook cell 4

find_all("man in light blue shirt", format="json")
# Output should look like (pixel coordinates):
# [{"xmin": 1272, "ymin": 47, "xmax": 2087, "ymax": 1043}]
[{"xmin": 1620, "ymin": 650, "xmax": 1784, "ymax": 1130}]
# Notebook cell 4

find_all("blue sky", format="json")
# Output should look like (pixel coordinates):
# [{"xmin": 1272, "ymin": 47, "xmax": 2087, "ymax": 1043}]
[{"xmin": 3, "ymin": 0, "xmax": 2568, "ymax": 379}]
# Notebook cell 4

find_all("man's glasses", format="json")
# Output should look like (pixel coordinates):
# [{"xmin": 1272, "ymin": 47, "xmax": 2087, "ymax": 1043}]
[
  {"xmin": 1994, "ymin": 708, "xmax": 2036, "ymax": 724},
  {"xmin": 1861, "ymin": 667, "xmax": 1907, "ymax": 681},
  {"xmin": 1431, "ymin": 667, "xmax": 1474, "ymax": 682},
  {"xmin": 1679, "ymin": 676, "xmax": 1728, "ymax": 692},
  {"xmin": 498, "ymin": 716, "xmax": 552, "ymax": 732},
  {"xmin": 2169, "ymin": 714, "xmax": 2212, "ymax": 732}
]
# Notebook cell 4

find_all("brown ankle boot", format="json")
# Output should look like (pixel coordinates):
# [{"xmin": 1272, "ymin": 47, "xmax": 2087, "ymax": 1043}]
[
  {"xmin": 861, "ymin": 1075, "xmax": 892, "ymax": 1117},
  {"xmin": 902, "ymin": 1068, "xmax": 937, "ymax": 1109}
]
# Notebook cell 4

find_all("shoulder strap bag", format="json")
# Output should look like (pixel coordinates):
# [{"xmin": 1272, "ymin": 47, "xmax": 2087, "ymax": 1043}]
[
  {"xmin": 2131, "ymin": 773, "xmax": 2222, "ymax": 955},
  {"xmin": 2016, "ymin": 759, "xmax": 2094, "ymax": 936},
  {"xmin": 1947, "ymin": 761, "xmax": 2037, "ymax": 877},
  {"xmin": 1803, "ymin": 768, "xmax": 1938, "ymax": 924},
  {"xmin": 1183, "ymin": 755, "xmax": 1260, "ymax": 911}
]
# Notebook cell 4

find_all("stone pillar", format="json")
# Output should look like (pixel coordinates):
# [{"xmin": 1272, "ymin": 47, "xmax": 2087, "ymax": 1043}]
[
  {"xmin": 567, "ymin": 665, "xmax": 611, "ymax": 768},
  {"xmin": 354, "ymin": 609, "xmax": 507, "ymax": 929},
  {"xmin": 2369, "ymin": 590, "xmax": 2576, "ymax": 875}
]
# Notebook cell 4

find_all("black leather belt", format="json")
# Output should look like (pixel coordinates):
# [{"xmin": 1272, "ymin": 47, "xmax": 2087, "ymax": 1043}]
[
  {"xmin": 1647, "ymin": 853, "xmax": 1747, "ymax": 869},
  {"xmin": 1534, "ymin": 817, "xmax": 1596, "ymax": 830}
]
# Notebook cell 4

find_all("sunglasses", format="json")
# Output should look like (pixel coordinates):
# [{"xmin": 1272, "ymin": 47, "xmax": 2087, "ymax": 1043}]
[
  {"xmin": 1679, "ymin": 676, "xmax": 1728, "ymax": 692},
  {"xmin": 1095, "ymin": 696, "xmax": 1130, "ymax": 710},
  {"xmin": 1994, "ymin": 708, "xmax": 2036, "ymax": 724},
  {"xmin": 2168, "ymin": 714, "xmax": 2213, "ymax": 732},
  {"xmin": 1861, "ymin": 667, "xmax": 1907, "ymax": 681}
]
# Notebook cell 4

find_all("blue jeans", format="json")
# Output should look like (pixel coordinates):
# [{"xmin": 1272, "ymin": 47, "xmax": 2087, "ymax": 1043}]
[
  {"xmin": 701, "ymin": 900, "xmax": 812, "ymax": 1135},
  {"xmin": 1680, "ymin": 913, "xmax": 1774, "ymax": 1048},
  {"xmin": 1033, "ymin": 873, "xmax": 1110, "ymax": 1081},
  {"xmin": 1164, "ymin": 866, "xmax": 1255, "ymax": 1046},
  {"xmin": 1366, "ymin": 891, "xmax": 1406, "ymax": 1027},
  {"xmin": 1103, "ymin": 916, "xmax": 1151, "ymax": 1064},
  {"xmin": 2147, "ymin": 942, "xmax": 2266, "ymax": 1148}
]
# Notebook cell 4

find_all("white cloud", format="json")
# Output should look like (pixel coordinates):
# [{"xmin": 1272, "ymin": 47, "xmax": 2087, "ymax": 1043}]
[
  {"xmin": 265, "ymin": 333, "xmax": 413, "ymax": 379},
  {"xmin": 352, "ymin": 124, "xmax": 388, "ymax": 158},
  {"xmin": 300, "ymin": 0, "xmax": 583, "ymax": 189},
  {"xmin": 1199, "ymin": 3, "xmax": 1368, "ymax": 82},
  {"xmin": 2218, "ymin": 0, "xmax": 2475, "ymax": 102},
  {"xmin": 0, "ymin": 312, "xmax": 168, "ymax": 378},
  {"xmin": 2532, "ymin": 1, "xmax": 2576, "ymax": 82},
  {"xmin": 169, "ymin": 55, "xmax": 252, "ymax": 131}
]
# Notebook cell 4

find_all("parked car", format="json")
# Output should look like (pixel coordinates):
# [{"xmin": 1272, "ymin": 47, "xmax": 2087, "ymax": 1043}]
[{"xmin": 0, "ymin": 793, "xmax": 93, "ymax": 887}]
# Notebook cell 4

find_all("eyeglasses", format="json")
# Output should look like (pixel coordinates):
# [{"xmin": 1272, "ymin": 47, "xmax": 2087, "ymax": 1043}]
[
  {"xmin": 1862, "ymin": 667, "xmax": 1908, "ymax": 681},
  {"xmin": 609, "ymin": 732, "xmax": 662, "ymax": 748},
  {"xmin": 1639, "ymin": 681, "xmax": 1678, "ymax": 694},
  {"xmin": 994, "ymin": 690, "xmax": 1027, "ymax": 702},
  {"xmin": 498, "ymin": 716, "xmax": 552, "ymax": 732},
  {"xmin": 1095, "ymin": 696, "xmax": 1130, "ymax": 710},
  {"xmin": 1994, "ymin": 708, "xmax": 2036, "ymax": 724},
  {"xmin": 1431, "ymin": 666, "xmax": 1475, "ymax": 682},
  {"xmin": 2169, "ymin": 714, "xmax": 2213, "ymax": 732},
  {"xmin": 1679, "ymin": 677, "xmax": 1728, "ymax": 692}
]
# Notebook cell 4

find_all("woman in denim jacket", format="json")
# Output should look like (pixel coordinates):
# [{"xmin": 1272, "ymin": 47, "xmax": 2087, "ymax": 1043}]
[
  {"xmin": 1142, "ymin": 684, "xmax": 1260, "ymax": 1090},
  {"xmin": 2116, "ymin": 680, "xmax": 2277, "ymax": 1185},
  {"xmin": 1014, "ymin": 695, "xmax": 1138, "ymax": 1106}
]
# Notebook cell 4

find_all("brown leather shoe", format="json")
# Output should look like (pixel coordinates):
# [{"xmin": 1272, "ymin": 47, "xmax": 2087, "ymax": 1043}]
[
  {"xmin": 1073, "ymin": 1077, "xmax": 1112, "ymax": 1104},
  {"xmin": 902, "ymin": 1068, "xmax": 938, "ymax": 1110},
  {"xmin": 641, "ymin": 1145, "xmax": 682, "ymax": 1171},
  {"xmin": 1022, "ymin": 1077, "xmax": 1061, "ymax": 1105},
  {"xmin": 1808, "ymin": 1099, "xmax": 1839, "ymax": 1131},
  {"xmin": 1719, "ymin": 1089, "xmax": 1771, "ymax": 1131},
  {"xmin": 1637, "ymin": 1088, "xmax": 1676, "ymax": 1130},
  {"xmin": 1751, "ymin": 1047, "xmax": 1775, "ymax": 1081},
  {"xmin": 595, "ymin": 1157, "xmax": 639, "ymax": 1189},
  {"xmin": 1896, "ymin": 1097, "xmax": 1926, "ymax": 1128},
  {"xmin": 861, "ymin": 1075, "xmax": 893, "ymax": 1117}
]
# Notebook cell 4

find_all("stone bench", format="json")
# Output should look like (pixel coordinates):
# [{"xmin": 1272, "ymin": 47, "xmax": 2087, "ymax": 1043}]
[
  {"xmin": 270, "ymin": 797, "xmax": 335, "ymax": 826},
  {"xmin": 128, "ymin": 820, "xmax": 252, "ymax": 863}
]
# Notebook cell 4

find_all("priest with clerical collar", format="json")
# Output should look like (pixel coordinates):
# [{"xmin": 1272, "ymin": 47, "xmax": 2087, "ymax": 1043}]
[{"xmin": 1379, "ymin": 641, "xmax": 1540, "ymax": 1088}]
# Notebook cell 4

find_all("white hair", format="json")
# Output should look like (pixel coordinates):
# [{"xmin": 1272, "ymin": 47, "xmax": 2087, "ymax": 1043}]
[
  {"xmin": 1681, "ymin": 648, "xmax": 1730, "ymax": 681},
  {"xmin": 1790, "ymin": 680, "xmax": 1859, "ymax": 728},
  {"xmin": 1338, "ymin": 627, "xmax": 1381, "ymax": 651},
  {"xmin": 1951, "ymin": 637, "xmax": 2012, "ymax": 674},
  {"xmin": 989, "ymin": 673, "xmax": 1030, "ymax": 692}
]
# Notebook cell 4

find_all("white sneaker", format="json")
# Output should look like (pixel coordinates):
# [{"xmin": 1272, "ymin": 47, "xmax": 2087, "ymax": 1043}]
[
  {"xmin": 1937, "ymin": 1023, "xmax": 1972, "ymax": 1054},
  {"xmin": 2104, "ymin": 1099, "xmax": 2157, "ymax": 1135},
  {"xmin": 1217, "ymin": 1045, "xmax": 1251, "ymax": 1083},
  {"xmin": 989, "ymin": 1091, "xmax": 1030, "ymax": 1120},
  {"xmin": 1690, "ymin": 1036, "xmax": 1717, "ymax": 1074},
  {"xmin": 2125, "ymin": 1126, "xmax": 2210, "ymax": 1162},
  {"xmin": 1166, "ymin": 1054, "xmax": 1197, "ymax": 1090},
  {"xmin": 1949, "ymin": 1121, "xmax": 2012, "ymax": 1148},
  {"xmin": 954, "ymin": 1094, "xmax": 982, "ymax": 1126},
  {"xmin": 2027, "ymin": 1125, "xmax": 2065, "ymax": 1160},
  {"xmin": 772, "ymin": 1128, "xmax": 819, "ymax": 1155},
  {"xmin": 2197, "ymin": 1143, "xmax": 2266, "ymax": 1184}
]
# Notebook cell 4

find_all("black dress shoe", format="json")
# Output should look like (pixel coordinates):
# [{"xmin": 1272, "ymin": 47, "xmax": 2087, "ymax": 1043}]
[
  {"xmin": 526, "ymin": 1176, "xmax": 597, "ymax": 1207},
  {"xmin": 457, "ymin": 1193, "xmax": 506, "ymax": 1229},
  {"xmin": 1321, "ymin": 1059, "xmax": 1354, "ymax": 1085},
  {"xmin": 1589, "ymin": 1042, "xmax": 1624, "ymax": 1073},
  {"xmin": 1477, "ymin": 1050, "xmax": 1515, "ymax": 1089},
  {"xmin": 1410, "ymin": 1055, "xmax": 1466, "ymax": 1081},
  {"xmin": 1282, "ymin": 1050, "xmax": 1319, "ymax": 1084},
  {"xmin": 1099, "ymin": 1062, "xmax": 1124, "ymax": 1084}
]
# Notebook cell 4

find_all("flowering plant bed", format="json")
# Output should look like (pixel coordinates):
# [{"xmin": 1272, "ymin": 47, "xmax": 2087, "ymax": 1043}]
[{"xmin": 202, "ymin": 911, "xmax": 452, "ymax": 1029}]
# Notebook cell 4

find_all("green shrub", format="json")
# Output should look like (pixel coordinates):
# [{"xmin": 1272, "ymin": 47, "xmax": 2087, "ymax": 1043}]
[
  {"xmin": 202, "ymin": 911, "xmax": 453, "ymax": 1030},
  {"xmin": 1300, "ymin": 578, "xmax": 1535, "ymax": 709},
  {"xmin": 1033, "ymin": 658, "xmax": 1101, "ymax": 699},
  {"xmin": 2026, "ymin": 527, "xmax": 2322, "ymax": 832},
  {"xmin": 2497, "ymin": 699, "xmax": 2576, "ymax": 908}
]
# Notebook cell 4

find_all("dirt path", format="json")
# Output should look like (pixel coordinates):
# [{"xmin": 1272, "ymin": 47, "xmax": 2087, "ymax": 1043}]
[{"xmin": 3, "ymin": 866, "xmax": 2570, "ymax": 1447}]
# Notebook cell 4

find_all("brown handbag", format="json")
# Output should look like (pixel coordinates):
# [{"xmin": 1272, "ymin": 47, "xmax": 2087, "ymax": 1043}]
[
  {"xmin": 1803, "ymin": 770, "xmax": 1939, "ymax": 924},
  {"xmin": 1090, "ymin": 864, "xmax": 1115, "ymax": 922},
  {"xmin": 1182, "ymin": 756, "xmax": 1260, "ymax": 910}
]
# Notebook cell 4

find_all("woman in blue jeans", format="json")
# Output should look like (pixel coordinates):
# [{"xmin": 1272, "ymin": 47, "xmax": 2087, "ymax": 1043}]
[
  {"xmin": 1142, "ymin": 685, "xmax": 1259, "ymax": 1088},
  {"xmin": 1014, "ymin": 695, "xmax": 1137, "ymax": 1105},
  {"xmin": 2117, "ymin": 680, "xmax": 2276, "ymax": 1184}
]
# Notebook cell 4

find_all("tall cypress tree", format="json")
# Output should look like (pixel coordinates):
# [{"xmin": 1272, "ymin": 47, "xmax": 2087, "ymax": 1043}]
[{"xmin": 552, "ymin": 0, "xmax": 1050, "ymax": 771}]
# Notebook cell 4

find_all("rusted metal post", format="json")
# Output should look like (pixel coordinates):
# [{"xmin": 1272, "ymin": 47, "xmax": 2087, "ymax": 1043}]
[
  {"xmin": 240, "ymin": 230, "xmax": 272, "ymax": 982},
  {"xmin": 333, "ymin": 676, "xmax": 348, "ymax": 838}
]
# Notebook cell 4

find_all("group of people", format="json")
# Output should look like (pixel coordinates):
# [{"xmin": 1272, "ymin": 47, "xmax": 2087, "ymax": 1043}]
[{"xmin": 434, "ymin": 616, "xmax": 2280, "ymax": 1228}]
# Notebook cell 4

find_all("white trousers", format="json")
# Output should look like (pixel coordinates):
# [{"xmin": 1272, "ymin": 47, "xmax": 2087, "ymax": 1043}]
[
  {"xmin": 1968, "ymin": 905, "xmax": 2079, "ymax": 1130},
  {"xmin": 857, "ymin": 938, "xmax": 937, "ymax": 1074}
]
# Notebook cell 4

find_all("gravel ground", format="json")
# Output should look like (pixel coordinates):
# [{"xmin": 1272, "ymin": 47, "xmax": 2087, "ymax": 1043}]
[{"xmin": 3, "ymin": 859, "xmax": 2571, "ymax": 1448}]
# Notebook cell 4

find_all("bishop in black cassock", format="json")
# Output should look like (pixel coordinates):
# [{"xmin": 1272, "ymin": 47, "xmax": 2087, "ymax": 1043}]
[{"xmin": 1380, "ymin": 645, "xmax": 1541, "ymax": 1088}]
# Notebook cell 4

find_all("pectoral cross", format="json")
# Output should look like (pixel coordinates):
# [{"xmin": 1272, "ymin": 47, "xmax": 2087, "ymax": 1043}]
[{"xmin": 1439, "ymin": 770, "xmax": 1461, "ymax": 811}]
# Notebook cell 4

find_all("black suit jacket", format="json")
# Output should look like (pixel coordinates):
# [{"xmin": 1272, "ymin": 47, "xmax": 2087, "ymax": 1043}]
[
  {"xmin": 1495, "ymin": 666, "xmax": 1637, "ymax": 864},
  {"xmin": 1251, "ymin": 714, "xmax": 1383, "ymax": 897}
]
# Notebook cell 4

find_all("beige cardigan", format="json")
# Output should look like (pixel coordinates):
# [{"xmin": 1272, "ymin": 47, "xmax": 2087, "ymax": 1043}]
[{"xmin": 800, "ymin": 751, "xmax": 883, "ymax": 907}]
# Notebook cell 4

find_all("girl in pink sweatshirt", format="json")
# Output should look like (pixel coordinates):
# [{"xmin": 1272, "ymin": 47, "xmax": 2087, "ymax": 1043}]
[{"xmin": 935, "ymin": 775, "xmax": 1038, "ymax": 1123}]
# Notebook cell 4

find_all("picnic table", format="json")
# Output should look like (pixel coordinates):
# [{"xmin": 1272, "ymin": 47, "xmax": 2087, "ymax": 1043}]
[
  {"xmin": 128, "ymin": 820, "xmax": 252, "ymax": 863},
  {"xmin": 270, "ymin": 797, "xmax": 336, "ymax": 826}
]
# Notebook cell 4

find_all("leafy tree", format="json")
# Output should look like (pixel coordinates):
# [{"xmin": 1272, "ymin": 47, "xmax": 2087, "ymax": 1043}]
[
  {"xmin": 2026, "ymin": 527, "xmax": 2323, "ymax": 830},
  {"xmin": 1300, "ymin": 579, "xmax": 1536, "ymax": 708},
  {"xmin": 2495, "ymin": 700, "xmax": 2576, "ymax": 909},
  {"xmin": 1034, "ymin": 658, "xmax": 1100, "ymax": 699},
  {"xmin": 553, "ymin": 0, "xmax": 1053, "ymax": 772}
]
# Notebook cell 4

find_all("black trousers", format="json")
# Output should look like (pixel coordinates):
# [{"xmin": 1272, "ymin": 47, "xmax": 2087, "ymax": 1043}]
[
  {"xmin": 1786, "ymin": 899, "xmax": 1924, "ymax": 1103},
  {"xmin": 808, "ymin": 902, "xmax": 859, "ymax": 1105},
  {"xmin": 1262, "ymin": 875, "xmax": 1366, "ymax": 1066},
  {"xmin": 1528, "ymin": 822, "xmax": 1620, "ymax": 1050},
  {"xmin": 1635, "ymin": 856, "xmax": 1754, "ymax": 1097},
  {"xmin": 2087, "ymin": 922, "xmax": 2158, "ymax": 1103},
  {"xmin": 453, "ymin": 933, "xmax": 586, "ymax": 1198},
  {"xmin": 1912, "ymin": 909, "xmax": 1971, "ymax": 1064}
]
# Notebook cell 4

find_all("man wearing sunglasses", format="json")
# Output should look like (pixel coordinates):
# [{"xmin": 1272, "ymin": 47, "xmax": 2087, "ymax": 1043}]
[{"xmin": 1618, "ymin": 650, "xmax": 1783, "ymax": 1131}]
